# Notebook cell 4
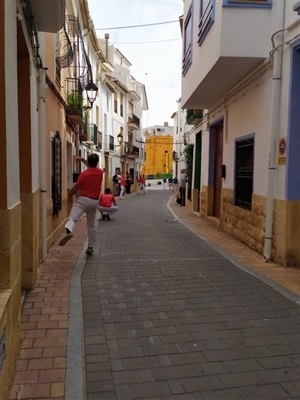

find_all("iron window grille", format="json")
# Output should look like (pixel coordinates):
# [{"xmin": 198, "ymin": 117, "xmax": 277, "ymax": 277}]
[
  {"xmin": 52, "ymin": 132, "xmax": 62, "ymax": 215},
  {"xmin": 235, "ymin": 137, "xmax": 254, "ymax": 210}
]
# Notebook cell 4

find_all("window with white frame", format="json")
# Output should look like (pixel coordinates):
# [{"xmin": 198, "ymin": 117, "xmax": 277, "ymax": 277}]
[
  {"xmin": 223, "ymin": 0, "xmax": 272, "ymax": 8},
  {"xmin": 104, "ymin": 113, "xmax": 107, "ymax": 135},
  {"xmin": 114, "ymin": 92, "xmax": 118, "ymax": 113},
  {"xmin": 235, "ymin": 137, "xmax": 254, "ymax": 210},
  {"xmin": 120, "ymin": 93, "xmax": 124, "ymax": 117},
  {"xmin": 106, "ymin": 91, "xmax": 110, "ymax": 111},
  {"xmin": 182, "ymin": 5, "xmax": 193, "ymax": 76},
  {"xmin": 198, "ymin": 0, "xmax": 215, "ymax": 46}
]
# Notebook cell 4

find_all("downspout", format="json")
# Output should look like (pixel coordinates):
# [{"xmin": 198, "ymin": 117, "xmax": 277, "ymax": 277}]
[
  {"xmin": 38, "ymin": 68, "xmax": 48, "ymax": 258},
  {"xmin": 263, "ymin": 1, "xmax": 286, "ymax": 261}
]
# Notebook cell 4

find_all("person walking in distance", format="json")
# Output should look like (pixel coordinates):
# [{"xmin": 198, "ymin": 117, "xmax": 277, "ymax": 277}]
[
  {"xmin": 138, "ymin": 174, "xmax": 146, "ymax": 194},
  {"xmin": 98, "ymin": 188, "xmax": 118, "ymax": 220},
  {"xmin": 59, "ymin": 153, "xmax": 103, "ymax": 255},
  {"xmin": 179, "ymin": 168, "xmax": 186, "ymax": 206},
  {"xmin": 119, "ymin": 171, "xmax": 126, "ymax": 199},
  {"xmin": 163, "ymin": 177, "xmax": 167, "ymax": 189},
  {"xmin": 112, "ymin": 170, "xmax": 119, "ymax": 196}
]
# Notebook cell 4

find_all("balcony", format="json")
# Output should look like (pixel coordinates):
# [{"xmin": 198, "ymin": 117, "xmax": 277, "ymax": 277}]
[
  {"xmin": 186, "ymin": 109, "xmax": 203, "ymax": 125},
  {"xmin": 66, "ymin": 91, "xmax": 83, "ymax": 125},
  {"xmin": 67, "ymin": 107, "xmax": 83, "ymax": 125},
  {"xmin": 79, "ymin": 133, "xmax": 87, "ymax": 142},
  {"xmin": 128, "ymin": 146, "xmax": 140, "ymax": 158},
  {"xmin": 181, "ymin": 1, "xmax": 273, "ymax": 109},
  {"xmin": 31, "ymin": 0, "xmax": 65, "ymax": 33},
  {"xmin": 121, "ymin": 143, "xmax": 140, "ymax": 159},
  {"xmin": 128, "ymin": 114, "xmax": 140, "ymax": 130}
]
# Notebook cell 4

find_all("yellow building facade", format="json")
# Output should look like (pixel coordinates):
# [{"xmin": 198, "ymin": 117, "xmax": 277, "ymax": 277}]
[{"xmin": 143, "ymin": 135, "xmax": 173, "ymax": 177}]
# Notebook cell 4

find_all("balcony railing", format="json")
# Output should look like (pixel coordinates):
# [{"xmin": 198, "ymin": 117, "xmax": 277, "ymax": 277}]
[
  {"xmin": 128, "ymin": 113, "xmax": 140, "ymax": 129},
  {"xmin": 121, "ymin": 143, "xmax": 140, "ymax": 158}
]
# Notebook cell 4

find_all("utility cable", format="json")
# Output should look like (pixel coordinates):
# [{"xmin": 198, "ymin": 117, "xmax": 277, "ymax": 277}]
[
  {"xmin": 95, "ymin": 20, "xmax": 178, "ymax": 30},
  {"xmin": 113, "ymin": 38, "xmax": 181, "ymax": 44}
]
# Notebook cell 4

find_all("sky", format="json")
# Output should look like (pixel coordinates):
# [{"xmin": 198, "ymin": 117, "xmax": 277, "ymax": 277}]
[{"xmin": 87, "ymin": 0, "xmax": 183, "ymax": 128}]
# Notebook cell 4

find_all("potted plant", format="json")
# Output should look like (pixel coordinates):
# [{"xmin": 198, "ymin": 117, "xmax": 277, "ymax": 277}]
[
  {"xmin": 67, "ymin": 92, "xmax": 84, "ymax": 112},
  {"xmin": 66, "ymin": 92, "xmax": 84, "ymax": 124}
]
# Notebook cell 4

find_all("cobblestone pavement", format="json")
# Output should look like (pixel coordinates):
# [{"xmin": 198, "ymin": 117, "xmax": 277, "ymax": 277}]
[{"xmin": 10, "ymin": 189, "xmax": 300, "ymax": 400}]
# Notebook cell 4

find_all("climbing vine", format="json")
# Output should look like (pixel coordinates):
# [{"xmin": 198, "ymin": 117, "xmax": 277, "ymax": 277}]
[{"xmin": 183, "ymin": 144, "xmax": 194, "ymax": 200}]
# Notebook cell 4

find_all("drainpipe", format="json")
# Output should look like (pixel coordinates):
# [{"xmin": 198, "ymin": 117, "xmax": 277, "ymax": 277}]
[
  {"xmin": 38, "ymin": 68, "xmax": 48, "ymax": 258},
  {"xmin": 263, "ymin": 1, "xmax": 286, "ymax": 262}
]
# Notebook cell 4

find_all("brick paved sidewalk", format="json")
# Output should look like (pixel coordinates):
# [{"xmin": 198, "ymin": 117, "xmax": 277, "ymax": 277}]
[{"xmin": 9, "ymin": 217, "xmax": 88, "ymax": 400}]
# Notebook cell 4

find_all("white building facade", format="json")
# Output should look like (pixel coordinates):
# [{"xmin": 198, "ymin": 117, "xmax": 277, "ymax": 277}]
[
  {"xmin": 181, "ymin": 0, "xmax": 300, "ymax": 266},
  {"xmin": 97, "ymin": 40, "xmax": 148, "ymax": 187}
]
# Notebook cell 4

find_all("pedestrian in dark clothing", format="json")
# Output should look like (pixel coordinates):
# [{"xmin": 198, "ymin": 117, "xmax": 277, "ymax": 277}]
[
  {"xmin": 179, "ymin": 169, "xmax": 186, "ymax": 206},
  {"xmin": 125, "ymin": 172, "xmax": 132, "ymax": 194}
]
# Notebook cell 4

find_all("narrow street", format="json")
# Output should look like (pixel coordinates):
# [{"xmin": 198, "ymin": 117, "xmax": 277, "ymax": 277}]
[{"xmin": 70, "ymin": 189, "xmax": 300, "ymax": 399}]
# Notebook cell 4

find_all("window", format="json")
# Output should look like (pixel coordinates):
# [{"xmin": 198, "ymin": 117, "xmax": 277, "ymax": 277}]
[
  {"xmin": 198, "ymin": 0, "xmax": 215, "ymax": 46},
  {"xmin": 128, "ymin": 101, "xmax": 134, "ymax": 117},
  {"xmin": 106, "ymin": 91, "xmax": 110, "ymax": 111},
  {"xmin": 235, "ymin": 137, "xmax": 254, "ymax": 210},
  {"xmin": 182, "ymin": 5, "xmax": 193, "ymax": 76},
  {"xmin": 109, "ymin": 135, "xmax": 114, "ymax": 151},
  {"xmin": 104, "ymin": 113, "xmax": 107, "ymax": 134},
  {"xmin": 114, "ymin": 92, "xmax": 118, "ymax": 113},
  {"xmin": 223, "ymin": 0, "xmax": 272, "ymax": 8},
  {"xmin": 120, "ymin": 93, "xmax": 124, "ymax": 117}
]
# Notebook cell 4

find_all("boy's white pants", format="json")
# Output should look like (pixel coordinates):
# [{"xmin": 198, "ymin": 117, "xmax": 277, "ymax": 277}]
[
  {"xmin": 98, "ymin": 205, "xmax": 118, "ymax": 215},
  {"xmin": 65, "ymin": 196, "xmax": 98, "ymax": 247},
  {"xmin": 138, "ymin": 184, "xmax": 146, "ymax": 194},
  {"xmin": 120, "ymin": 185, "xmax": 125, "ymax": 199}
]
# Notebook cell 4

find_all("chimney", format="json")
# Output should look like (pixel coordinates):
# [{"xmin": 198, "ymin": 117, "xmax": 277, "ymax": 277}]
[{"xmin": 105, "ymin": 33, "xmax": 109, "ymax": 59}]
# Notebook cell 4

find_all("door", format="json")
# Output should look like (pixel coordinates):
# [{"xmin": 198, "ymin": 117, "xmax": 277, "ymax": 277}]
[
  {"xmin": 213, "ymin": 126, "xmax": 223, "ymax": 218},
  {"xmin": 194, "ymin": 132, "xmax": 202, "ymax": 212}
]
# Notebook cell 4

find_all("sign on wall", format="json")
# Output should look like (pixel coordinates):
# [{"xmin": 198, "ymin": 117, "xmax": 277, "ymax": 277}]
[{"xmin": 278, "ymin": 137, "xmax": 287, "ymax": 166}]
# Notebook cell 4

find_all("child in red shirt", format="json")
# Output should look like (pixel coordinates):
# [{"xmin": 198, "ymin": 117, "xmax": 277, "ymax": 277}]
[
  {"xmin": 98, "ymin": 188, "xmax": 118, "ymax": 220},
  {"xmin": 138, "ymin": 174, "xmax": 146, "ymax": 194}
]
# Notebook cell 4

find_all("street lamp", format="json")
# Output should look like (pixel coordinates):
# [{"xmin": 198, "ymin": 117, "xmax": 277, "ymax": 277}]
[
  {"xmin": 117, "ymin": 132, "xmax": 123, "ymax": 145},
  {"xmin": 85, "ymin": 81, "xmax": 98, "ymax": 109}
]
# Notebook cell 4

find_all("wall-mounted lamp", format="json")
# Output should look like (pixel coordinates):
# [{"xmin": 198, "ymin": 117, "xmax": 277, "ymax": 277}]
[
  {"xmin": 85, "ymin": 81, "xmax": 98, "ymax": 109},
  {"xmin": 117, "ymin": 132, "xmax": 123, "ymax": 145},
  {"xmin": 293, "ymin": 1, "xmax": 300, "ymax": 14},
  {"xmin": 113, "ymin": 132, "xmax": 123, "ymax": 149}
]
